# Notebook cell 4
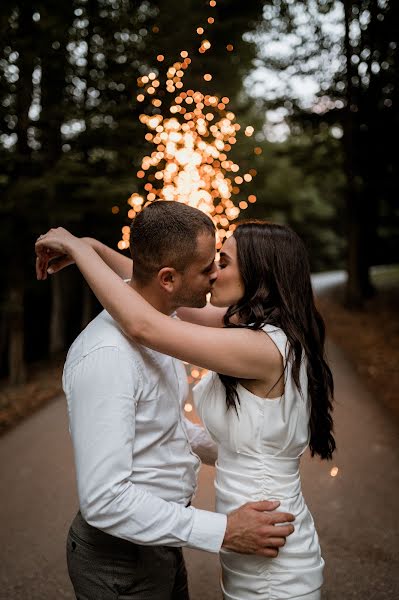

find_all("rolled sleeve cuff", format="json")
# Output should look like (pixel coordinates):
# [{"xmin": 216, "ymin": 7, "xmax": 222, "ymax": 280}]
[{"xmin": 187, "ymin": 508, "xmax": 227, "ymax": 553}]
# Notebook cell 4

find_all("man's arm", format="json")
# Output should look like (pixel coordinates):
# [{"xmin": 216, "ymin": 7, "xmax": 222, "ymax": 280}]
[{"xmin": 64, "ymin": 345, "xmax": 226, "ymax": 552}]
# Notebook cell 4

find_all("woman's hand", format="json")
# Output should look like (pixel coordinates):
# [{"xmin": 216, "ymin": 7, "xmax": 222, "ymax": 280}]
[{"xmin": 35, "ymin": 228, "xmax": 85, "ymax": 280}]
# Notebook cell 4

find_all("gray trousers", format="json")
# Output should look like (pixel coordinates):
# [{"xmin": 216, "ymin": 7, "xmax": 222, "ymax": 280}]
[{"xmin": 67, "ymin": 511, "xmax": 190, "ymax": 600}]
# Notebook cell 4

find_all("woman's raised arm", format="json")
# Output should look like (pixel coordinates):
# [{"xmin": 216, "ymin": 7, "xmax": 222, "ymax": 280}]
[
  {"xmin": 38, "ymin": 237, "xmax": 133, "ymax": 280},
  {"xmin": 82, "ymin": 238, "xmax": 133, "ymax": 280},
  {"xmin": 36, "ymin": 228, "xmax": 282, "ymax": 381}
]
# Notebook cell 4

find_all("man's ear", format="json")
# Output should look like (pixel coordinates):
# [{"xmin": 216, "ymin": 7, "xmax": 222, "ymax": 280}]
[{"xmin": 157, "ymin": 267, "xmax": 180, "ymax": 293}]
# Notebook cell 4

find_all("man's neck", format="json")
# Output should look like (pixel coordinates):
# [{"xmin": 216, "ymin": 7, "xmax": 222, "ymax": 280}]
[{"xmin": 129, "ymin": 278, "xmax": 176, "ymax": 316}]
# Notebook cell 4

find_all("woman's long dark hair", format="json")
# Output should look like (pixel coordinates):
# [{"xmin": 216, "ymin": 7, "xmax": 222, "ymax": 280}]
[{"xmin": 219, "ymin": 221, "xmax": 336, "ymax": 460}]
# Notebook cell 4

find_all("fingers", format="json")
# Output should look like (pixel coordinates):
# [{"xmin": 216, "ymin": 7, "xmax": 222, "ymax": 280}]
[
  {"xmin": 265, "ymin": 536, "xmax": 287, "ymax": 548},
  {"xmin": 245, "ymin": 500, "xmax": 294, "ymax": 526},
  {"xmin": 35, "ymin": 239, "xmax": 49, "ymax": 252},
  {"xmin": 245, "ymin": 501, "xmax": 295, "ymax": 525},
  {"xmin": 47, "ymin": 255, "xmax": 73, "ymax": 274},
  {"xmin": 263, "ymin": 524, "xmax": 294, "ymax": 539},
  {"xmin": 36, "ymin": 255, "xmax": 49, "ymax": 280},
  {"xmin": 258, "ymin": 547, "xmax": 279, "ymax": 558},
  {"xmin": 35, "ymin": 256, "xmax": 42, "ymax": 280},
  {"xmin": 269, "ymin": 511, "xmax": 295, "ymax": 525},
  {"xmin": 246, "ymin": 500, "xmax": 280, "ymax": 512}
]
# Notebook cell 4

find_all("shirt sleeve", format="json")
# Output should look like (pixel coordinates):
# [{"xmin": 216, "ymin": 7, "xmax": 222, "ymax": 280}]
[
  {"xmin": 183, "ymin": 417, "xmax": 218, "ymax": 466},
  {"xmin": 63, "ymin": 346, "xmax": 226, "ymax": 552}
]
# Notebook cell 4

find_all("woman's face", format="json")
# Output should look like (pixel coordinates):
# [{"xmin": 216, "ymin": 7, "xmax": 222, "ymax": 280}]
[{"xmin": 210, "ymin": 235, "xmax": 245, "ymax": 307}]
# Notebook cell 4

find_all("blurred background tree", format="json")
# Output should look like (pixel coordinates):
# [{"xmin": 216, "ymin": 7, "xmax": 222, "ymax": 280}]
[
  {"xmin": 0, "ymin": 0, "xmax": 397, "ymax": 383},
  {"xmin": 245, "ymin": 0, "xmax": 398, "ymax": 305}
]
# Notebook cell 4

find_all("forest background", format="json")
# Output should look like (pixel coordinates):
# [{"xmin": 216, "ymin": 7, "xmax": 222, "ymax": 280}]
[{"xmin": 0, "ymin": 0, "xmax": 398, "ymax": 394}]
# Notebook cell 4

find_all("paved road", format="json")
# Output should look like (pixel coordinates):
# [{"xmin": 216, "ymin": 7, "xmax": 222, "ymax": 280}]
[{"xmin": 1, "ymin": 342, "xmax": 399, "ymax": 599}]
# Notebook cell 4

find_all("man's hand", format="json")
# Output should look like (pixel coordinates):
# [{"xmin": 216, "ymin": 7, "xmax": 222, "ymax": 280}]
[{"xmin": 223, "ymin": 500, "xmax": 294, "ymax": 557}]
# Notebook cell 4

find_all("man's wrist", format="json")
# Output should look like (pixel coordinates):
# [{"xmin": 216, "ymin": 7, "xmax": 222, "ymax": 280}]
[
  {"xmin": 222, "ymin": 513, "xmax": 233, "ymax": 548},
  {"xmin": 187, "ymin": 508, "xmax": 227, "ymax": 553}
]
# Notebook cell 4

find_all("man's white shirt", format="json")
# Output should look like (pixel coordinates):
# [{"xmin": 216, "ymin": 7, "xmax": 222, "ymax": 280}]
[{"xmin": 63, "ymin": 309, "xmax": 226, "ymax": 552}]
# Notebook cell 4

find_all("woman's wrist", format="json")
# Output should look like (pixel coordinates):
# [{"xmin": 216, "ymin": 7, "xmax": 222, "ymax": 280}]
[
  {"xmin": 66, "ymin": 236, "xmax": 92, "ymax": 260},
  {"xmin": 81, "ymin": 236, "xmax": 100, "ymax": 251}
]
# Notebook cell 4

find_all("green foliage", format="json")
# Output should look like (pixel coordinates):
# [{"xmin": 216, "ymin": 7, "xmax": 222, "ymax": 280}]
[{"xmin": 242, "ymin": 129, "xmax": 346, "ymax": 271}]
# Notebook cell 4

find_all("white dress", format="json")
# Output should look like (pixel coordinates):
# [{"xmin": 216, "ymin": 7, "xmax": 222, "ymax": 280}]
[{"xmin": 193, "ymin": 325, "xmax": 324, "ymax": 600}]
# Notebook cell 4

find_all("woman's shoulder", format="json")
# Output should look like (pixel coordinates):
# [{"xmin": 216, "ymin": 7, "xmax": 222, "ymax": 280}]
[
  {"xmin": 261, "ymin": 323, "xmax": 285, "ymax": 336},
  {"xmin": 260, "ymin": 324, "xmax": 288, "ymax": 356}
]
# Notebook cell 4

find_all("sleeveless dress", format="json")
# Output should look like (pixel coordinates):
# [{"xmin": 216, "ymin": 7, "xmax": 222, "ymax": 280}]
[{"xmin": 193, "ymin": 325, "xmax": 324, "ymax": 600}]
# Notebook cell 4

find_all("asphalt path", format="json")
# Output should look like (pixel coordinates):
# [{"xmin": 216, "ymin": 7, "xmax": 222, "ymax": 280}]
[{"xmin": 1, "ymin": 293, "xmax": 398, "ymax": 598}]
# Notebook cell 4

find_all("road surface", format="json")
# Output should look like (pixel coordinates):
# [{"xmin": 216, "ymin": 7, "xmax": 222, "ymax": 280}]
[{"xmin": 1, "ymin": 302, "xmax": 398, "ymax": 598}]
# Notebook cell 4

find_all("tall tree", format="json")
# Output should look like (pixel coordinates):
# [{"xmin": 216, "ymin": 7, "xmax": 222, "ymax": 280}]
[
  {"xmin": 1, "ymin": 3, "xmax": 36, "ymax": 383},
  {"xmin": 252, "ymin": 0, "xmax": 399, "ymax": 305}
]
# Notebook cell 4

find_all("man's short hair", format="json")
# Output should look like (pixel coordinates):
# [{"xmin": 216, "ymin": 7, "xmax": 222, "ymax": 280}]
[{"xmin": 129, "ymin": 201, "xmax": 215, "ymax": 283}]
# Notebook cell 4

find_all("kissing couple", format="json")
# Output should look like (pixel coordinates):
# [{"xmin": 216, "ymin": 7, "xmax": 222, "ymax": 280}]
[{"xmin": 36, "ymin": 200, "xmax": 335, "ymax": 600}]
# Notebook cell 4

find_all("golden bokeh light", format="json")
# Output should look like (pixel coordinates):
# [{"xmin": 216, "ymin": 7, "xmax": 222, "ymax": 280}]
[{"xmin": 119, "ymin": 3, "xmax": 259, "ymax": 249}]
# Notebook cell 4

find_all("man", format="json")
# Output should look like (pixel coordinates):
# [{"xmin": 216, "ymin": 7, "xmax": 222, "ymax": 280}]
[{"xmin": 36, "ymin": 201, "xmax": 294, "ymax": 600}]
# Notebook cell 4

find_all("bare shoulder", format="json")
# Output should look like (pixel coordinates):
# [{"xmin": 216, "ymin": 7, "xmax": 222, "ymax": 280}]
[
  {"xmin": 238, "ymin": 328, "xmax": 285, "ymax": 397},
  {"xmin": 246, "ymin": 327, "xmax": 284, "ymax": 368}
]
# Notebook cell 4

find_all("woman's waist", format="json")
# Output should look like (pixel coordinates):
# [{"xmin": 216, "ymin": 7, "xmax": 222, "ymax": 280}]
[
  {"xmin": 218, "ymin": 444, "xmax": 301, "ymax": 471},
  {"xmin": 216, "ymin": 445, "xmax": 301, "ymax": 500}
]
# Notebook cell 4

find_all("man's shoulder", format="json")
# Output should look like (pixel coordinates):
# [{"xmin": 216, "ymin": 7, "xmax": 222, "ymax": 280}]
[{"xmin": 65, "ymin": 310, "xmax": 142, "ymax": 368}]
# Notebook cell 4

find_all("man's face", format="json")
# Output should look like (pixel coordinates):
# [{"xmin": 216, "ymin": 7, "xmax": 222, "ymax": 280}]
[{"xmin": 174, "ymin": 232, "xmax": 217, "ymax": 308}]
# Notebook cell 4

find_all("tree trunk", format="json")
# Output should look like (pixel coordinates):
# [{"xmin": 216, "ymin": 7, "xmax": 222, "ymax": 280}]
[
  {"xmin": 49, "ymin": 275, "xmax": 65, "ymax": 355},
  {"xmin": 8, "ymin": 260, "xmax": 26, "ymax": 385},
  {"xmin": 343, "ymin": 0, "xmax": 365, "ymax": 308},
  {"xmin": 5, "ymin": 4, "xmax": 36, "ymax": 383},
  {"xmin": 39, "ymin": 4, "xmax": 73, "ymax": 354}
]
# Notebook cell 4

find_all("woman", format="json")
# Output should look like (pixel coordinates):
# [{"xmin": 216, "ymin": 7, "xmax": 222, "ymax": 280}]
[{"xmin": 36, "ymin": 218, "xmax": 335, "ymax": 600}]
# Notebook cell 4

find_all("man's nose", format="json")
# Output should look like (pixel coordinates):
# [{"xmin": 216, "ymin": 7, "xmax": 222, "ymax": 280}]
[{"xmin": 210, "ymin": 263, "xmax": 218, "ymax": 283}]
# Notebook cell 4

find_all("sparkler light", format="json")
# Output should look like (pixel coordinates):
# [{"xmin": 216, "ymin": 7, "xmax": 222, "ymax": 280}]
[{"xmin": 117, "ymin": 0, "xmax": 258, "ymax": 251}]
